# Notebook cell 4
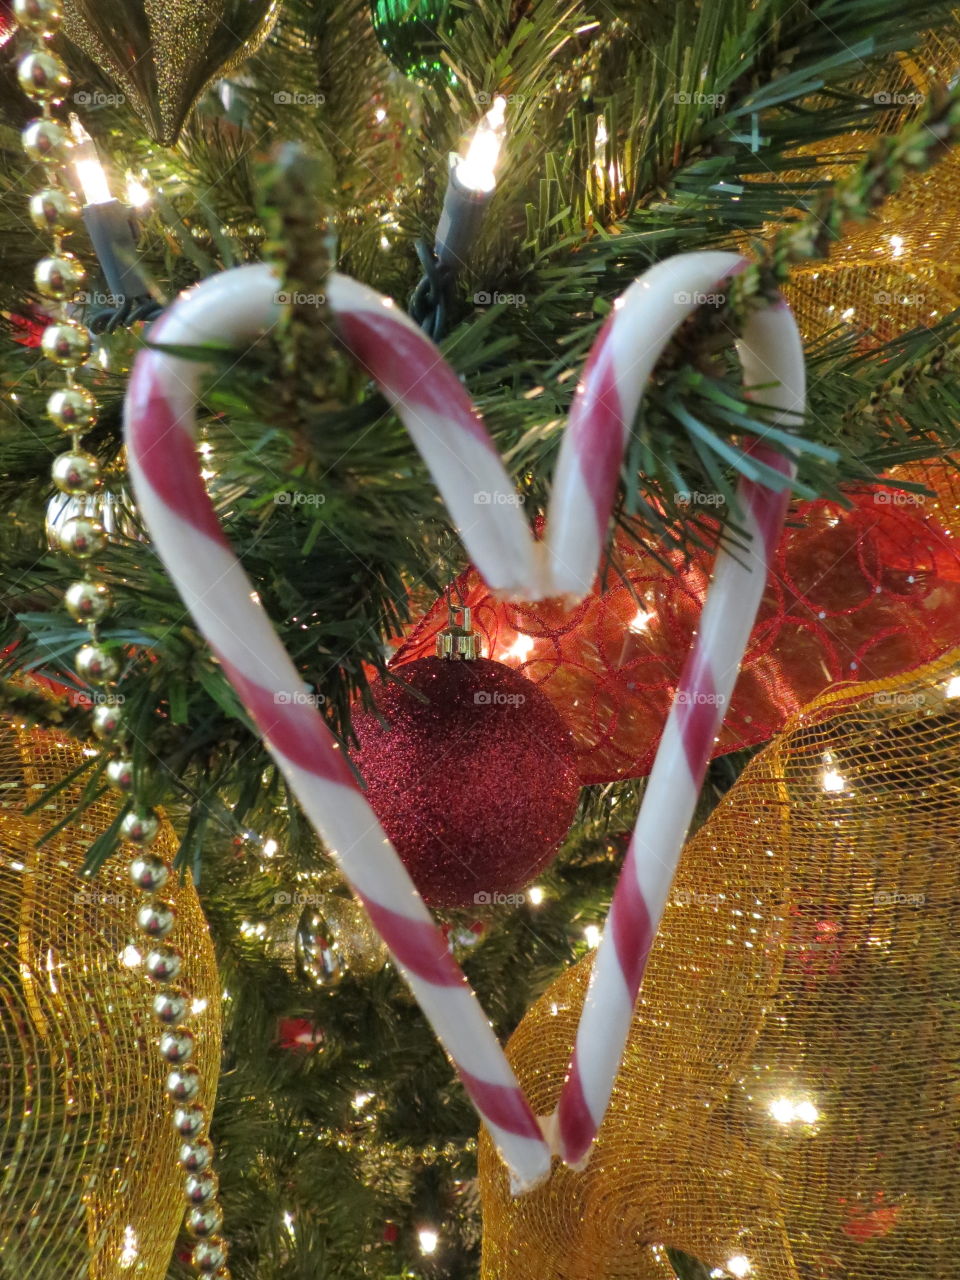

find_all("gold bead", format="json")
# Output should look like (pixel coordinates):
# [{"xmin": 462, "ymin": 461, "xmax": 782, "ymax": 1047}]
[
  {"xmin": 35, "ymin": 254, "xmax": 86, "ymax": 300},
  {"xmin": 47, "ymin": 385, "xmax": 98, "ymax": 432},
  {"xmin": 41, "ymin": 320, "xmax": 91, "ymax": 368},
  {"xmin": 65, "ymin": 580, "xmax": 112, "ymax": 623},
  {"xmin": 159, "ymin": 1026, "xmax": 195, "ymax": 1065},
  {"xmin": 166, "ymin": 1063, "xmax": 201, "ymax": 1102},
  {"xmin": 92, "ymin": 700, "xmax": 125, "ymax": 742},
  {"xmin": 105, "ymin": 756, "xmax": 135, "ymax": 792},
  {"xmin": 29, "ymin": 188, "xmax": 80, "ymax": 233},
  {"xmin": 153, "ymin": 987, "xmax": 189, "ymax": 1024},
  {"xmin": 192, "ymin": 1238, "xmax": 228, "ymax": 1274},
  {"xmin": 121, "ymin": 809, "xmax": 160, "ymax": 846},
  {"xmin": 178, "ymin": 1137, "xmax": 213, "ymax": 1172},
  {"xmin": 52, "ymin": 450, "xmax": 100, "ymax": 495},
  {"xmin": 57, "ymin": 516, "xmax": 106, "ymax": 561},
  {"xmin": 22, "ymin": 117, "xmax": 72, "ymax": 164},
  {"xmin": 57, "ymin": 514, "xmax": 106, "ymax": 558},
  {"xmin": 13, "ymin": 0, "xmax": 64, "ymax": 35},
  {"xmin": 185, "ymin": 1203, "xmax": 223, "ymax": 1239},
  {"xmin": 174, "ymin": 1103, "xmax": 208, "ymax": 1139},
  {"xmin": 146, "ymin": 944, "xmax": 183, "ymax": 984},
  {"xmin": 136, "ymin": 895, "xmax": 176, "ymax": 937},
  {"xmin": 129, "ymin": 853, "xmax": 168, "ymax": 892},
  {"xmin": 184, "ymin": 1170, "xmax": 219, "ymax": 1207},
  {"xmin": 75, "ymin": 642, "xmax": 119, "ymax": 685},
  {"xmin": 17, "ymin": 50, "xmax": 71, "ymax": 102}
]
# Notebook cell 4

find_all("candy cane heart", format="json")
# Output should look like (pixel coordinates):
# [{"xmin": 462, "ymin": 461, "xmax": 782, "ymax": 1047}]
[{"xmin": 124, "ymin": 254, "xmax": 805, "ymax": 1187}]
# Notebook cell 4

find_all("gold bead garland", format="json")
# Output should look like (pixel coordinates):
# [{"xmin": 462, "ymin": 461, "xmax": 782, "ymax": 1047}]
[{"xmin": 11, "ymin": 1, "xmax": 229, "ymax": 1275}]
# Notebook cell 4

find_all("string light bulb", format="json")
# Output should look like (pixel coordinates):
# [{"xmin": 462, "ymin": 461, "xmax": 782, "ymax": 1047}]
[
  {"xmin": 125, "ymin": 171, "xmax": 151, "ymax": 209},
  {"xmin": 417, "ymin": 1227, "xmax": 439, "ymax": 1255},
  {"xmin": 118, "ymin": 1225, "xmax": 139, "ymax": 1269},
  {"xmin": 67, "ymin": 116, "xmax": 157, "ymax": 327},
  {"xmin": 434, "ymin": 97, "xmax": 508, "ymax": 271},
  {"xmin": 768, "ymin": 1096, "xmax": 819, "ymax": 1124},
  {"xmin": 456, "ymin": 95, "xmax": 507, "ymax": 194},
  {"xmin": 412, "ymin": 96, "xmax": 510, "ymax": 337},
  {"xmin": 821, "ymin": 752, "xmax": 845, "ymax": 793},
  {"xmin": 501, "ymin": 632, "xmax": 534, "ymax": 662},
  {"xmin": 69, "ymin": 116, "xmax": 112, "ymax": 205}
]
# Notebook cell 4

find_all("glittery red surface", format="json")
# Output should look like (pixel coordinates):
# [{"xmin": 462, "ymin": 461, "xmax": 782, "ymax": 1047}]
[
  {"xmin": 393, "ymin": 476, "xmax": 960, "ymax": 785},
  {"xmin": 350, "ymin": 657, "xmax": 580, "ymax": 909}
]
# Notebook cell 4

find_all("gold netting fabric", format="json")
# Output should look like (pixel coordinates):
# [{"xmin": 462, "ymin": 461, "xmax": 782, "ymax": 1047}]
[
  {"xmin": 0, "ymin": 720, "xmax": 221, "ymax": 1279},
  {"xmin": 480, "ymin": 647, "xmax": 960, "ymax": 1280},
  {"xmin": 778, "ymin": 21, "xmax": 960, "ymax": 342}
]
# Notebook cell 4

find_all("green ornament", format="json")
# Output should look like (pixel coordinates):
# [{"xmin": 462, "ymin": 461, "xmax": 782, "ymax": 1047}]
[{"xmin": 369, "ymin": 0, "xmax": 457, "ymax": 87}]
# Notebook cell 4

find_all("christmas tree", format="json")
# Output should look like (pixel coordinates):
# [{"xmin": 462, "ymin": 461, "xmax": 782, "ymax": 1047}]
[{"xmin": 2, "ymin": 1, "xmax": 960, "ymax": 1277}]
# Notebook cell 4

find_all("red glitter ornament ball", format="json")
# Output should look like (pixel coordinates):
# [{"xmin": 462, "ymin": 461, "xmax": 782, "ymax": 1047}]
[{"xmin": 351, "ymin": 657, "xmax": 580, "ymax": 909}]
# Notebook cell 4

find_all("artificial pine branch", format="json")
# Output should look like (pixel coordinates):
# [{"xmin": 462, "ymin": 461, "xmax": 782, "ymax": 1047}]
[{"xmin": 0, "ymin": 678, "xmax": 88, "ymax": 735}]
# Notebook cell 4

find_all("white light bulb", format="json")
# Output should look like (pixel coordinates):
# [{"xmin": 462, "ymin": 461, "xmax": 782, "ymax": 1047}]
[
  {"xmin": 944, "ymin": 675, "xmax": 960, "ymax": 698},
  {"xmin": 628, "ymin": 608, "xmax": 654, "ymax": 634},
  {"xmin": 456, "ymin": 96, "xmax": 507, "ymax": 193},
  {"xmin": 768, "ymin": 1096, "xmax": 795, "ymax": 1124},
  {"xmin": 726, "ymin": 1255, "xmax": 752, "ymax": 1278},
  {"xmin": 584, "ymin": 924, "xmax": 601, "ymax": 948},
  {"xmin": 502, "ymin": 633, "xmax": 534, "ymax": 661},
  {"xmin": 69, "ymin": 116, "xmax": 113, "ymax": 205},
  {"xmin": 125, "ymin": 172, "xmax": 150, "ymax": 208},
  {"xmin": 821, "ymin": 752, "xmax": 845, "ymax": 793},
  {"xmin": 418, "ymin": 1227, "xmax": 439, "ymax": 1255},
  {"xmin": 527, "ymin": 886, "xmax": 545, "ymax": 906},
  {"xmin": 119, "ymin": 1225, "xmax": 139, "ymax": 1269},
  {"xmin": 768, "ymin": 1096, "xmax": 818, "ymax": 1125}
]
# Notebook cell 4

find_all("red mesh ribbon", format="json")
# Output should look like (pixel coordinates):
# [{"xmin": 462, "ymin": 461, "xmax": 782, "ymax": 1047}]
[{"xmin": 394, "ymin": 471, "xmax": 960, "ymax": 785}]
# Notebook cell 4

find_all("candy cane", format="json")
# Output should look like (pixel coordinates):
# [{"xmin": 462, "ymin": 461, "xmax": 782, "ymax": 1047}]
[
  {"xmin": 124, "ymin": 252, "xmax": 804, "ymax": 1187},
  {"xmin": 124, "ymin": 267, "xmax": 552, "ymax": 1194},
  {"xmin": 547, "ymin": 276, "xmax": 804, "ymax": 1167}
]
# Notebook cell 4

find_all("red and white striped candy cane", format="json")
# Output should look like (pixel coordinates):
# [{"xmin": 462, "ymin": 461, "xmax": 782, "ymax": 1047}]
[
  {"xmin": 124, "ymin": 251, "xmax": 804, "ymax": 1187},
  {"xmin": 124, "ymin": 265, "xmax": 553, "ymax": 1193},
  {"xmin": 545, "ymin": 264, "xmax": 804, "ymax": 1166}
]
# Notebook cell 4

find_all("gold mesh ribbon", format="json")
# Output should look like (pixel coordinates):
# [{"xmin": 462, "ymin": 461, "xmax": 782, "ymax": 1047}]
[
  {"xmin": 480, "ymin": 646, "xmax": 960, "ymax": 1279},
  {"xmin": 780, "ymin": 22, "xmax": 960, "ymax": 342},
  {"xmin": 0, "ymin": 720, "xmax": 221, "ymax": 1278}
]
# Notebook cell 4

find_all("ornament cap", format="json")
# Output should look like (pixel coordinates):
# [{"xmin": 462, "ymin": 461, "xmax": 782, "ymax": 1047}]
[{"xmin": 436, "ymin": 583, "xmax": 478, "ymax": 660}]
